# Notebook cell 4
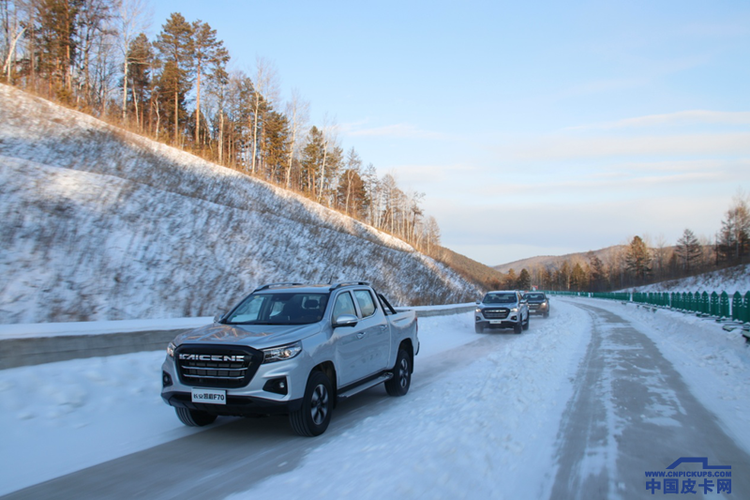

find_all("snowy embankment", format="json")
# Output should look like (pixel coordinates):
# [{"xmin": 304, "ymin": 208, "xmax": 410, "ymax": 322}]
[
  {"xmin": 2, "ymin": 298, "xmax": 749, "ymax": 498},
  {"xmin": 0, "ymin": 84, "xmax": 479, "ymax": 324},
  {"xmin": 627, "ymin": 264, "xmax": 750, "ymax": 295}
]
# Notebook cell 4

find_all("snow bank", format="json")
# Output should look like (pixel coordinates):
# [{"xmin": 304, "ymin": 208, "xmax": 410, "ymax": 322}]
[{"xmin": 626, "ymin": 264, "xmax": 750, "ymax": 295}]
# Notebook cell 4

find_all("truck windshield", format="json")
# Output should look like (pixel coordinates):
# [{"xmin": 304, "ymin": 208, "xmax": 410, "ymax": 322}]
[
  {"xmin": 483, "ymin": 293, "xmax": 516, "ymax": 304},
  {"xmin": 225, "ymin": 292, "xmax": 329, "ymax": 325}
]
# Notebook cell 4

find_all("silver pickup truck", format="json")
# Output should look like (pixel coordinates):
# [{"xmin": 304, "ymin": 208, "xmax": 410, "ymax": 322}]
[{"xmin": 161, "ymin": 282, "xmax": 419, "ymax": 436}]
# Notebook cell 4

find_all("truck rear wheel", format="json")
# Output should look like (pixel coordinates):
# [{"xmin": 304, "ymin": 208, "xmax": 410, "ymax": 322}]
[
  {"xmin": 290, "ymin": 370, "xmax": 333, "ymax": 437},
  {"xmin": 175, "ymin": 407, "xmax": 217, "ymax": 427},
  {"xmin": 385, "ymin": 348, "xmax": 411, "ymax": 396}
]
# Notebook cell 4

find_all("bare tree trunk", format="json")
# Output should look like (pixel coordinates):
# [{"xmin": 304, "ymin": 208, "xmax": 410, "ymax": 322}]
[
  {"xmin": 251, "ymin": 57, "xmax": 279, "ymax": 175},
  {"xmin": 117, "ymin": 0, "xmax": 148, "ymax": 123},
  {"xmin": 122, "ymin": 57, "xmax": 128, "ymax": 121},
  {"xmin": 218, "ymin": 109, "xmax": 224, "ymax": 163},
  {"xmin": 195, "ymin": 67, "xmax": 201, "ymax": 145},
  {"xmin": 284, "ymin": 88, "xmax": 308, "ymax": 189},
  {"xmin": 174, "ymin": 90, "xmax": 178, "ymax": 144},
  {"xmin": 3, "ymin": 27, "xmax": 25, "ymax": 83}
]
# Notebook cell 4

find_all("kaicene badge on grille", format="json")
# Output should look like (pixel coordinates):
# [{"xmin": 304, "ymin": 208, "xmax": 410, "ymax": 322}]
[{"xmin": 179, "ymin": 353, "xmax": 246, "ymax": 362}]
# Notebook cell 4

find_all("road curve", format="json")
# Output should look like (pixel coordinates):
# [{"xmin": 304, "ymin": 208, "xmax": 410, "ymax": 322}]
[{"xmin": 549, "ymin": 301, "xmax": 749, "ymax": 499}]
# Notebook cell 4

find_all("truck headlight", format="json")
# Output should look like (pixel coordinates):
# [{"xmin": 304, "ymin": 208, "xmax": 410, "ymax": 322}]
[
  {"xmin": 510, "ymin": 307, "xmax": 518, "ymax": 313},
  {"xmin": 263, "ymin": 341, "xmax": 302, "ymax": 363},
  {"xmin": 166, "ymin": 341, "xmax": 176, "ymax": 358}
]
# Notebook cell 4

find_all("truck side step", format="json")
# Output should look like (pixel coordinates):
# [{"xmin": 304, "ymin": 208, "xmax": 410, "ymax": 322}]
[{"xmin": 338, "ymin": 372, "xmax": 393, "ymax": 400}]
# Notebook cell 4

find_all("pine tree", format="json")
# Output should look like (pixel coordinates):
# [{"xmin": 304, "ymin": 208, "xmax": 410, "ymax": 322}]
[
  {"xmin": 300, "ymin": 125, "xmax": 326, "ymax": 197},
  {"xmin": 556, "ymin": 261, "xmax": 571, "ymax": 290},
  {"xmin": 262, "ymin": 108, "xmax": 290, "ymax": 183},
  {"xmin": 625, "ymin": 236, "xmax": 651, "ymax": 285},
  {"xmin": 154, "ymin": 12, "xmax": 193, "ymax": 144},
  {"xmin": 517, "ymin": 268, "xmax": 531, "ymax": 290},
  {"xmin": 191, "ymin": 20, "xmax": 228, "ymax": 147},
  {"xmin": 125, "ymin": 32, "xmax": 151, "ymax": 128},
  {"xmin": 675, "ymin": 228, "xmax": 702, "ymax": 273},
  {"xmin": 505, "ymin": 269, "xmax": 517, "ymax": 289},
  {"xmin": 570, "ymin": 262, "xmax": 587, "ymax": 291},
  {"xmin": 587, "ymin": 252, "xmax": 606, "ymax": 292},
  {"xmin": 337, "ymin": 167, "xmax": 368, "ymax": 218},
  {"xmin": 33, "ymin": 0, "xmax": 82, "ymax": 100}
]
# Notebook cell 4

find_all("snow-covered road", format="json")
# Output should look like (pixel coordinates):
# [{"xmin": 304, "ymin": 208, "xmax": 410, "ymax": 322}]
[{"xmin": 1, "ymin": 298, "xmax": 749, "ymax": 499}]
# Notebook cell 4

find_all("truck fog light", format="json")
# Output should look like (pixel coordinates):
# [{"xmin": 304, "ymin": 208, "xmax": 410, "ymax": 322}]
[
  {"xmin": 263, "ymin": 377, "xmax": 288, "ymax": 395},
  {"xmin": 162, "ymin": 371, "xmax": 173, "ymax": 388}
]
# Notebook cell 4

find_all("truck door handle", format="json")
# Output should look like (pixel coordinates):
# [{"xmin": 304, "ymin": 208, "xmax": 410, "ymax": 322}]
[{"xmin": 357, "ymin": 332, "xmax": 366, "ymax": 339}]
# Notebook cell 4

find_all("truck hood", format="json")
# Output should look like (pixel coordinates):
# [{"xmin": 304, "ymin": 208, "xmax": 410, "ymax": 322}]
[{"xmin": 171, "ymin": 322, "xmax": 322, "ymax": 350}]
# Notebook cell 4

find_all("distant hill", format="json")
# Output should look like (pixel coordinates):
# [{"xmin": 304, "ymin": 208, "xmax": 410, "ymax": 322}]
[
  {"xmin": 433, "ymin": 246, "xmax": 506, "ymax": 294},
  {"xmin": 493, "ymin": 246, "xmax": 627, "ymax": 274},
  {"xmin": 0, "ymin": 84, "xmax": 483, "ymax": 323}
]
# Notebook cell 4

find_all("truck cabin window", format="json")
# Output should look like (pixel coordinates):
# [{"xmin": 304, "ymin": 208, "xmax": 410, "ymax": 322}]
[{"xmin": 226, "ymin": 293, "xmax": 329, "ymax": 325}]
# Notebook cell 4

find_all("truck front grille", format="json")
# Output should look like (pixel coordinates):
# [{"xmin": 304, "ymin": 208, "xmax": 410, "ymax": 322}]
[
  {"xmin": 175, "ymin": 345, "xmax": 262, "ymax": 388},
  {"xmin": 483, "ymin": 308, "xmax": 509, "ymax": 319}
]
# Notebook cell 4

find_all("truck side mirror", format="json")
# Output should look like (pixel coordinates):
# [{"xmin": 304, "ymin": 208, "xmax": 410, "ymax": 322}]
[{"xmin": 333, "ymin": 314, "xmax": 358, "ymax": 328}]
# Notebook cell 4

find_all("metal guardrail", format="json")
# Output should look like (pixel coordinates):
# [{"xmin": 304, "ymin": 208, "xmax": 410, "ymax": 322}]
[{"xmin": 549, "ymin": 290, "xmax": 749, "ymax": 322}]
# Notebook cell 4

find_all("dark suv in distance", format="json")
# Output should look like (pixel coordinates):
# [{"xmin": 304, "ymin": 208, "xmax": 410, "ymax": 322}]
[{"xmin": 523, "ymin": 291, "xmax": 550, "ymax": 318}]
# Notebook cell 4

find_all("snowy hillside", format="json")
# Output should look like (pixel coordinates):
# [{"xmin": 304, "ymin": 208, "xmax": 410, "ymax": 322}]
[
  {"xmin": 0, "ymin": 84, "xmax": 480, "ymax": 324},
  {"xmin": 627, "ymin": 264, "xmax": 750, "ymax": 295}
]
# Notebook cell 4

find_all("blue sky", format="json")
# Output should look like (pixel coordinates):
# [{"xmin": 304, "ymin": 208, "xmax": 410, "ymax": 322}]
[{"xmin": 150, "ymin": 0, "xmax": 750, "ymax": 266}]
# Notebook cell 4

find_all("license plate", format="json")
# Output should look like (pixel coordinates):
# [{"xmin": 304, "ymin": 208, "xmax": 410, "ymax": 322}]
[
  {"xmin": 489, "ymin": 320, "xmax": 503, "ymax": 324},
  {"xmin": 191, "ymin": 389, "xmax": 227, "ymax": 405}
]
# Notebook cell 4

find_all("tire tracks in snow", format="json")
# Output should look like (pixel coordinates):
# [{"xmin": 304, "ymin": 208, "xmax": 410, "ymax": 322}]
[{"xmin": 550, "ymin": 301, "xmax": 750, "ymax": 499}]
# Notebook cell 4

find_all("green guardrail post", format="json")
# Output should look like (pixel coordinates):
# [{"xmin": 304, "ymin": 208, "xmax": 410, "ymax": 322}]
[
  {"xmin": 732, "ymin": 292, "xmax": 743, "ymax": 321},
  {"xmin": 719, "ymin": 292, "xmax": 729, "ymax": 319},
  {"xmin": 710, "ymin": 292, "xmax": 720, "ymax": 317}
]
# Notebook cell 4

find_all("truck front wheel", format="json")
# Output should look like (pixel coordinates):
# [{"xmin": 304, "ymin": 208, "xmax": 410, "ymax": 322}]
[
  {"xmin": 290, "ymin": 370, "xmax": 333, "ymax": 437},
  {"xmin": 385, "ymin": 348, "xmax": 411, "ymax": 396},
  {"xmin": 175, "ymin": 407, "xmax": 217, "ymax": 427}
]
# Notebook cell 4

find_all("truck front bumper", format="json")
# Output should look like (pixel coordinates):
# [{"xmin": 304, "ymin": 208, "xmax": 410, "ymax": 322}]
[{"xmin": 161, "ymin": 390, "xmax": 303, "ymax": 416}]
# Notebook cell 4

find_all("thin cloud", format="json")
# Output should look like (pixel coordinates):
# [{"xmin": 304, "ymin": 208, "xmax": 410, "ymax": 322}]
[
  {"xmin": 345, "ymin": 123, "xmax": 448, "ymax": 140},
  {"xmin": 505, "ymin": 132, "xmax": 750, "ymax": 162},
  {"xmin": 568, "ymin": 111, "xmax": 750, "ymax": 131}
]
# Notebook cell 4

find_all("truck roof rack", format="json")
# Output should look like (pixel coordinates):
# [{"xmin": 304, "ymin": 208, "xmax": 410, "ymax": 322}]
[
  {"xmin": 254, "ymin": 282, "xmax": 304, "ymax": 292},
  {"xmin": 330, "ymin": 281, "xmax": 370, "ymax": 290}
]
